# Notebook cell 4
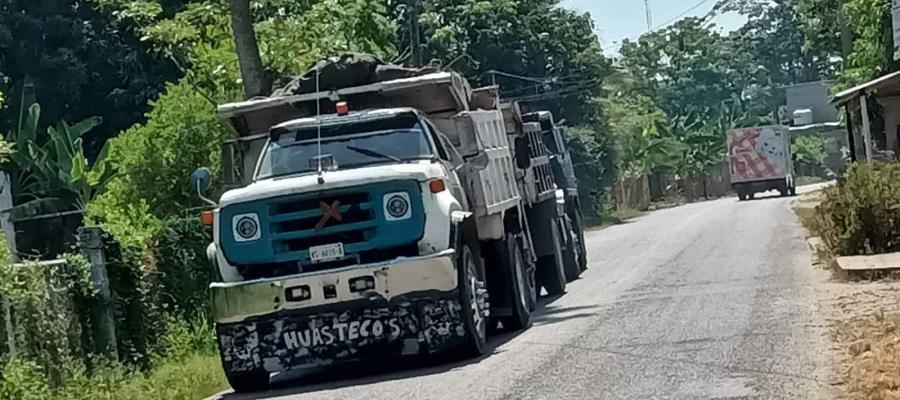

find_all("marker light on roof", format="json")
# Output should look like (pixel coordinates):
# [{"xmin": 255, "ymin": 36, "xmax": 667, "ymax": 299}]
[{"xmin": 336, "ymin": 101, "xmax": 349, "ymax": 115}]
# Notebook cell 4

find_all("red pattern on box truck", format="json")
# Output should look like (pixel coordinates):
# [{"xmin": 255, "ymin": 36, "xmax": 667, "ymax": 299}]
[{"xmin": 728, "ymin": 127, "xmax": 784, "ymax": 182}]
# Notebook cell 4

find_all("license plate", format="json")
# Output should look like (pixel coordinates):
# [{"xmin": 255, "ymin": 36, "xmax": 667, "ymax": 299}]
[{"xmin": 309, "ymin": 243, "xmax": 344, "ymax": 263}]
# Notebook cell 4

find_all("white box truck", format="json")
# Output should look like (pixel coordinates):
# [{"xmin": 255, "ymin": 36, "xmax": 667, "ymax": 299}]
[{"xmin": 727, "ymin": 125, "xmax": 796, "ymax": 200}]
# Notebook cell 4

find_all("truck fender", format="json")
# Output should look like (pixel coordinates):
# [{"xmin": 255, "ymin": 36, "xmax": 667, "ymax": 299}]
[
  {"xmin": 450, "ymin": 210, "xmax": 482, "ymax": 274},
  {"xmin": 450, "ymin": 210, "xmax": 477, "ymax": 253},
  {"xmin": 206, "ymin": 243, "xmax": 222, "ymax": 282}
]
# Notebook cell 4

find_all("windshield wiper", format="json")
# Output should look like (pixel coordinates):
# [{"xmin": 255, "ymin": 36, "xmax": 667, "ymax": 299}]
[{"xmin": 346, "ymin": 146, "xmax": 402, "ymax": 162}]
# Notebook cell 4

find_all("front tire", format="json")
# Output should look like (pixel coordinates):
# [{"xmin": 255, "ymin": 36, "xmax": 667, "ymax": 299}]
[
  {"xmin": 458, "ymin": 242, "xmax": 488, "ymax": 356},
  {"xmin": 225, "ymin": 369, "xmax": 270, "ymax": 393}
]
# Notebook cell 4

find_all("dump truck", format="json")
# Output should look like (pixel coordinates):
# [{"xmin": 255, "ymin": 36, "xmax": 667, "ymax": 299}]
[
  {"xmin": 522, "ymin": 111, "xmax": 587, "ymax": 281},
  {"xmin": 200, "ymin": 56, "xmax": 578, "ymax": 392},
  {"xmin": 727, "ymin": 125, "xmax": 796, "ymax": 200}
]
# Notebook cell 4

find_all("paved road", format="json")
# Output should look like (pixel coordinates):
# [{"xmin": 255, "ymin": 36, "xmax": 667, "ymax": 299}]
[{"xmin": 215, "ymin": 190, "xmax": 832, "ymax": 400}]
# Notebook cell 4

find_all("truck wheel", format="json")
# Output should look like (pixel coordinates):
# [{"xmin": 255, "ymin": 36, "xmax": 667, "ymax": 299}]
[
  {"xmin": 458, "ymin": 241, "xmax": 488, "ymax": 356},
  {"xmin": 537, "ymin": 221, "xmax": 566, "ymax": 296},
  {"xmin": 225, "ymin": 369, "xmax": 270, "ymax": 393},
  {"xmin": 573, "ymin": 210, "xmax": 588, "ymax": 272},
  {"xmin": 500, "ymin": 233, "xmax": 534, "ymax": 330},
  {"xmin": 562, "ymin": 215, "xmax": 583, "ymax": 282}
]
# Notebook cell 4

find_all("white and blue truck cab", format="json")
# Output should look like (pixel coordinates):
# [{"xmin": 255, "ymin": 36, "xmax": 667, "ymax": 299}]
[{"xmin": 204, "ymin": 63, "xmax": 545, "ymax": 392}]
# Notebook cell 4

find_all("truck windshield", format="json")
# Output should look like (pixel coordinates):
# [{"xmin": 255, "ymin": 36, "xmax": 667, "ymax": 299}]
[{"xmin": 255, "ymin": 117, "xmax": 434, "ymax": 180}]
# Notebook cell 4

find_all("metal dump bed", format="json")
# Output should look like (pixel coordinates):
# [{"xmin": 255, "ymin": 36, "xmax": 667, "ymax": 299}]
[{"xmin": 218, "ymin": 72, "xmax": 472, "ymax": 186}]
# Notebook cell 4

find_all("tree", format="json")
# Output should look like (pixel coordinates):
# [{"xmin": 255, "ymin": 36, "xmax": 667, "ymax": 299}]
[
  {"xmin": 715, "ymin": 0, "xmax": 838, "ymax": 84},
  {"xmin": 793, "ymin": 134, "xmax": 826, "ymax": 175},
  {"xmin": 795, "ymin": 0, "xmax": 897, "ymax": 88},
  {"xmin": 229, "ymin": 0, "xmax": 270, "ymax": 99},
  {"xmin": 796, "ymin": 0, "xmax": 849, "ymax": 62},
  {"xmin": 87, "ymin": 0, "xmax": 398, "ymax": 228},
  {"xmin": 619, "ymin": 18, "xmax": 754, "ymax": 120},
  {"xmin": 395, "ymin": 0, "xmax": 615, "ymax": 212},
  {"xmin": 0, "ymin": 0, "xmax": 177, "ymax": 157},
  {"xmin": 841, "ymin": 0, "xmax": 894, "ymax": 87},
  {"xmin": 406, "ymin": 0, "xmax": 611, "ymax": 127}
]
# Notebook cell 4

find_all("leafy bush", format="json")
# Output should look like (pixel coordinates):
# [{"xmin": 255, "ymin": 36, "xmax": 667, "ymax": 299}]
[
  {"xmin": 815, "ymin": 163, "xmax": 900, "ymax": 256},
  {"xmin": 0, "ymin": 358, "xmax": 51, "ymax": 400},
  {"xmin": 564, "ymin": 125, "xmax": 614, "ymax": 219},
  {"xmin": 88, "ymin": 80, "xmax": 230, "ymax": 226},
  {"xmin": 1, "ymin": 345, "xmax": 225, "ymax": 400},
  {"xmin": 0, "ymin": 251, "xmax": 94, "ymax": 386},
  {"xmin": 153, "ymin": 217, "xmax": 213, "ymax": 318}
]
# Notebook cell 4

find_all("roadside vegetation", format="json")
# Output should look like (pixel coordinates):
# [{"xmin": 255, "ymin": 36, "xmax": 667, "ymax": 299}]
[
  {"xmin": 805, "ymin": 163, "xmax": 900, "ymax": 258},
  {"xmin": 792, "ymin": 163, "xmax": 900, "ymax": 400}
]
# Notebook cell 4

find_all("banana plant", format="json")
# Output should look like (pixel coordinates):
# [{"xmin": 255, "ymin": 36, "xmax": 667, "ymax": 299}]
[
  {"xmin": 69, "ymin": 140, "xmax": 116, "ymax": 211},
  {"xmin": 6, "ymin": 102, "xmax": 115, "ymax": 215}
]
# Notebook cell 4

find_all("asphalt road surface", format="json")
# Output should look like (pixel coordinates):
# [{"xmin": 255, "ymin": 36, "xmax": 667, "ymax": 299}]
[{"xmin": 214, "ymin": 189, "xmax": 831, "ymax": 400}]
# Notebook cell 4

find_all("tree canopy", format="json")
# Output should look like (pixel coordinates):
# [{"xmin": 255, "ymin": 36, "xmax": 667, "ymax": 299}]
[{"xmin": 0, "ymin": 0, "xmax": 178, "ymax": 157}]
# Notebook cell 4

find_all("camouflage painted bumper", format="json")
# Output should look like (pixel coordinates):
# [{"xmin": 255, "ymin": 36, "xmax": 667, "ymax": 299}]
[{"xmin": 212, "ymin": 251, "xmax": 469, "ymax": 374}]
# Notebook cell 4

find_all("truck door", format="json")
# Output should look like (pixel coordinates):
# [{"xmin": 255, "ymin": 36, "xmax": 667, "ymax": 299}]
[{"xmin": 425, "ymin": 120, "xmax": 468, "ymax": 208}]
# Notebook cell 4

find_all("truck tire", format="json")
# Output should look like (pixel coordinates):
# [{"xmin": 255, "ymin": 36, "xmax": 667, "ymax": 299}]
[
  {"xmin": 458, "ymin": 241, "xmax": 488, "ymax": 356},
  {"xmin": 225, "ymin": 369, "xmax": 270, "ymax": 393},
  {"xmin": 537, "ymin": 221, "xmax": 566, "ymax": 296},
  {"xmin": 562, "ymin": 215, "xmax": 583, "ymax": 282},
  {"xmin": 573, "ymin": 210, "xmax": 588, "ymax": 272},
  {"xmin": 499, "ymin": 233, "xmax": 534, "ymax": 330}
]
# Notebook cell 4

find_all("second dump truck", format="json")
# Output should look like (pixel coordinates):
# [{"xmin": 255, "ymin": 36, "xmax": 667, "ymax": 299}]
[{"xmin": 202, "ymin": 56, "xmax": 586, "ymax": 391}]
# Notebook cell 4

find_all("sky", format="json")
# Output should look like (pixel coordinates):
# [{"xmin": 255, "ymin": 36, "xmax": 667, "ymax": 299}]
[{"xmin": 559, "ymin": 0, "xmax": 749, "ymax": 55}]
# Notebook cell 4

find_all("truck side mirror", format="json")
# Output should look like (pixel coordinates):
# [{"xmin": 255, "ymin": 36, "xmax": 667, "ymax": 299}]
[
  {"xmin": 515, "ymin": 137, "xmax": 531, "ymax": 170},
  {"xmin": 191, "ymin": 167, "xmax": 216, "ymax": 205},
  {"xmin": 466, "ymin": 151, "xmax": 491, "ymax": 171}
]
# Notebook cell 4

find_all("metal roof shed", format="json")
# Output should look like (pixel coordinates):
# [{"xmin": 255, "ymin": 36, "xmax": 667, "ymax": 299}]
[{"xmin": 830, "ymin": 71, "xmax": 900, "ymax": 162}]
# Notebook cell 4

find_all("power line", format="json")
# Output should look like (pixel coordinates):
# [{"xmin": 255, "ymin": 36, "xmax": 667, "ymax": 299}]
[
  {"xmin": 650, "ymin": 0, "xmax": 715, "ymax": 32},
  {"xmin": 625, "ymin": 0, "xmax": 716, "ymax": 42}
]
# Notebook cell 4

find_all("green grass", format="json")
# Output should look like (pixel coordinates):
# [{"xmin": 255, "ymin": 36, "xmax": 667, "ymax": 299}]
[{"xmin": 1, "ymin": 353, "xmax": 227, "ymax": 400}]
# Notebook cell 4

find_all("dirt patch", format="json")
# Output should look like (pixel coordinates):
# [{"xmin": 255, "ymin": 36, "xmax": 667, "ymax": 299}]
[{"xmin": 816, "ymin": 281, "xmax": 900, "ymax": 399}]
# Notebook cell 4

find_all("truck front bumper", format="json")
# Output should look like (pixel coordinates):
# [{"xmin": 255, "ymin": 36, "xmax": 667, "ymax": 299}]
[
  {"xmin": 211, "ymin": 250, "xmax": 458, "ymax": 324},
  {"xmin": 211, "ymin": 250, "xmax": 470, "ymax": 375}
]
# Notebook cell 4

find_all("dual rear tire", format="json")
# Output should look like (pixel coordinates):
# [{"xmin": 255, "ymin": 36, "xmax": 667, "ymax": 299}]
[{"xmin": 537, "ymin": 220, "xmax": 567, "ymax": 296}]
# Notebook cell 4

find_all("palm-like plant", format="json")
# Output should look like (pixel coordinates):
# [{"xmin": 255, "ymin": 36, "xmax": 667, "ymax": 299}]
[{"xmin": 6, "ymin": 103, "xmax": 116, "ymax": 215}]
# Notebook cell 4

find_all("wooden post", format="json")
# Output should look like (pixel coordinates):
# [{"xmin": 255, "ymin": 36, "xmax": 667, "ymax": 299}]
[
  {"xmin": 860, "ymin": 95, "xmax": 875, "ymax": 162},
  {"xmin": 77, "ymin": 227, "xmax": 118, "ymax": 359},
  {"xmin": 845, "ymin": 104, "xmax": 857, "ymax": 163}
]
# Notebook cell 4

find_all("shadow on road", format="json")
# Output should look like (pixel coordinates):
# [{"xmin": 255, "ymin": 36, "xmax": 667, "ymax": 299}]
[
  {"xmin": 216, "ymin": 294, "xmax": 597, "ymax": 400},
  {"xmin": 736, "ymin": 191, "xmax": 795, "ymax": 202}
]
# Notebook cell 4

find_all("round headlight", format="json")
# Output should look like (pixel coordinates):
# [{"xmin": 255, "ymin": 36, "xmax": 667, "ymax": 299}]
[
  {"xmin": 232, "ymin": 213, "xmax": 261, "ymax": 242},
  {"xmin": 387, "ymin": 195, "xmax": 409, "ymax": 218},
  {"xmin": 384, "ymin": 192, "xmax": 411, "ymax": 221}
]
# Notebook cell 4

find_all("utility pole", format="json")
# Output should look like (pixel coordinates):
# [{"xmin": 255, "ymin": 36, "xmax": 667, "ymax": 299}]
[
  {"xmin": 407, "ymin": 0, "xmax": 422, "ymax": 67},
  {"xmin": 644, "ymin": 0, "xmax": 653, "ymax": 30}
]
